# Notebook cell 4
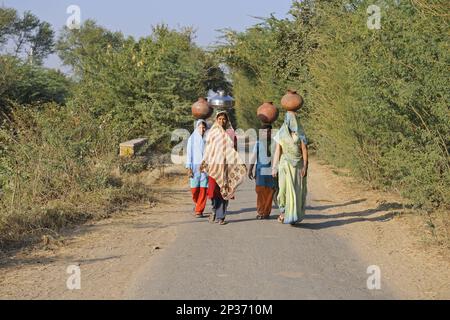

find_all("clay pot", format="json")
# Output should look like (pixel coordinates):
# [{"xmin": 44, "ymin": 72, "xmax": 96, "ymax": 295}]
[
  {"xmin": 257, "ymin": 102, "xmax": 279, "ymax": 124},
  {"xmin": 281, "ymin": 90, "xmax": 303, "ymax": 111},
  {"xmin": 192, "ymin": 97, "xmax": 213, "ymax": 119}
]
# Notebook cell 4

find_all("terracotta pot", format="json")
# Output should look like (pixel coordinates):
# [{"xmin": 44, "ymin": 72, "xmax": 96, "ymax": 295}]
[
  {"xmin": 281, "ymin": 90, "xmax": 303, "ymax": 111},
  {"xmin": 257, "ymin": 102, "xmax": 279, "ymax": 124},
  {"xmin": 192, "ymin": 97, "xmax": 213, "ymax": 119}
]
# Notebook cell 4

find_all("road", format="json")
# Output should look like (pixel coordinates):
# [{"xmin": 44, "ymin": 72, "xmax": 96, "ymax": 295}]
[
  {"xmin": 2, "ymin": 158, "xmax": 448, "ymax": 300},
  {"xmin": 127, "ymin": 174, "xmax": 395, "ymax": 300}
]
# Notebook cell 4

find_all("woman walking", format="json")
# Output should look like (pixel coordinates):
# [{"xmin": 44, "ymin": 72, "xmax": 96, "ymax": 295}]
[
  {"xmin": 272, "ymin": 111, "xmax": 308, "ymax": 225},
  {"xmin": 186, "ymin": 119, "xmax": 208, "ymax": 218},
  {"xmin": 201, "ymin": 111, "xmax": 246, "ymax": 225},
  {"xmin": 248, "ymin": 124, "xmax": 276, "ymax": 220}
]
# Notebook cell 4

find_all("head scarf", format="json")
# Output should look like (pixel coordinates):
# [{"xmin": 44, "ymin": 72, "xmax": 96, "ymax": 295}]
[
  {"xmin": 214, "ymin": 110, "xmax": 232, "ymax": 129},
  {"xmin": 283, "ymin": 112, "xmax": 308, "ymax": 145},
  {"xmin": 195, "ymin": 119, "xmax": 207, "ymax": 131},
  {"xmin": 186, "ymin": 119, "xmax": 207, "ymax": 172},
  {"xmin": 273, "ymin": 111, "xmax": 308, "ymax": 168}
]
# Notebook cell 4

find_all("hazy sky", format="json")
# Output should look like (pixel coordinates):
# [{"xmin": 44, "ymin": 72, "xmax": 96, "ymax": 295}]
[{"xmin": 3, "ymin": 0, "xmax": 294, "ymax": 69}]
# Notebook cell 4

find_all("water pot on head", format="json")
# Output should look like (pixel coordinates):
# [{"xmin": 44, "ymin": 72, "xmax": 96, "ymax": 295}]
[
  {"xmin": 192, "ymin": 97, "xmax": 213, "ymax": 119},
  {"xmin": 281, "ymin": 90, "xmax": 303, "ymax": 112},
  {"xmin": 208, "ymin": 90, "xmax": 235, "ymax": 110},
  {"xmin": 257, "ymin": 102, "xmax": 279, "ymax": 124}
]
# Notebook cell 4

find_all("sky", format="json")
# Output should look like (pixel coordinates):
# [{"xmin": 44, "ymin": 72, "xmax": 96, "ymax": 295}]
[{"xmin": 2, "ymin": 0, "xmax": 294, "ymax": 69}]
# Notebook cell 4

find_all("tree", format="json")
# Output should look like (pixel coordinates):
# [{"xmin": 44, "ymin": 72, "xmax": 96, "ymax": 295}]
[
  {"xmin": 0, "ymin": 7, "xmax": 55, "ymax": 65},
  {"xmin": 0, "ymin": 56, "xmax": 72, "ymax": 119},
  {"xmin": 217, "ymin": 0, "xmax": 449, "ymax": 209},
  {"xmin": 57, "ymin": 21, "xmax": 230, "ymax": 151},
  {"xmin": 0, "ymin": 7, "xmax": 16, "ymax": 46},
  {"xmin": 57, "ymin": 19, "xmax": 125, "ymax": 76},
  {"xmin": 215, "ymin": 22, "xmax": 290, "ymax": 129}
]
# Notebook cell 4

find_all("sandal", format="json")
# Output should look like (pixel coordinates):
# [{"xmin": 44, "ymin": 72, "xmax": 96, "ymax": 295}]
[
  {"xmin": 277, "ymin": 215, "xmax": 284, "ymax": 223},
  {"xmin": 256, "ymin": 215, "xmax": 263, "ymax": 220},
  {"xmin": 209, "ymin": 213, "xmax": 216, "ymax": 224},
  {"xmin": 218, "ymin": 219, "xmax": 228, "ymax": 225}
]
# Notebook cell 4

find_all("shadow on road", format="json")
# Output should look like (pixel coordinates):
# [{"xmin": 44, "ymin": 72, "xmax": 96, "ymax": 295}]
[
  {"xmin": 227, "ymin": 207, "xmax": 257, "ymax": 215},
  {"xmin": 296, "ymin": 212, "xmax": 397, "ymax": 230},
  {"xmin": 227, "ymin": 216, "xmax": 279, "ymax": 224},
  {"xmin": 75, "ymin": 255, "xmax": 122, "ymax": 265},
  {"xmin": 0, "ymin": 254, "xmax": 122, "ymax": 270},
  {"xmin": 306, "ymin": 199, "xmax": 367, "ymax": 211},
  {"xmin": 295, "ymin": 202, "xmax": 405, "ymax": 230},
  {"xmin": 228, "ymin": 206, "xmax": 278, "ymax": 216},
  {"xmin": 305, "ymin": 202, "xmax": 405, "ymax": 220},
  {"xmin": 224, "ymin": 201, "xmax": 405, "ymax": 229}
]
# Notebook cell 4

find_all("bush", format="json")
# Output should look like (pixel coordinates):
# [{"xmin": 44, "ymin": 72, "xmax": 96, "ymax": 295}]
[
  {"xmin": 57, "ymin": 22, "xmax": 228, "ymax": 152},
  {"xmin": 216, "ymin": 0, "xmax": 450, "ymax": 209},
  {"xmin": 0, "ymin": 56, "xmax": 71, "ymax": 119},
  {"xmin": 0, "ymin": 22, "xmax": 230, "ymax": 249},
  {"xmin": 0, "ymin": 103, "xmax": 116, "ymax": 246}
]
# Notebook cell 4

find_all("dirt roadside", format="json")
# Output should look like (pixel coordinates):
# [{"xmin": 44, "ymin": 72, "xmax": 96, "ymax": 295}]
[
  {"xmin": 0, "ymin": 166, "xmax": 189, "ymax": 300},
  {"xmin": 0, "ymin": 159, "xmax": 448, "ymax": 299},
  {"xmin": 307, "ymin": 159, "xmax": 450, "ymax": 299}
]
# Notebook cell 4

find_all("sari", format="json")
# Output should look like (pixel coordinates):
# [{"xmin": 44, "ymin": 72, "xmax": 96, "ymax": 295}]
[{"xmin": 273, "ymin": 112, "xmax": 308, "ymax": 224}]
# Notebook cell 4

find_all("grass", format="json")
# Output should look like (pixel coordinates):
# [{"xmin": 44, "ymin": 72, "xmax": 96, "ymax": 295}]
[
  {"xmin": 0, "ymin": 176, "xmax": 156, "ymax": 252},
  {"xmin": 0, "ymin": 105, "xmax": 162, "ymax": 252}
]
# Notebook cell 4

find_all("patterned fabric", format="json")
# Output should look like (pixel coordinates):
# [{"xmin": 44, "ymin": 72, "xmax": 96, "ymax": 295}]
[{"xmin": 202, "ymin": 120, "xmax": 246, "ymax": 201}]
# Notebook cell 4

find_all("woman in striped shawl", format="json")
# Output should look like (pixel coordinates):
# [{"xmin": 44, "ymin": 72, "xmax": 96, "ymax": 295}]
[{"xmin": 201, "ymin": 110, "xmax": 246, "ymax": 225}]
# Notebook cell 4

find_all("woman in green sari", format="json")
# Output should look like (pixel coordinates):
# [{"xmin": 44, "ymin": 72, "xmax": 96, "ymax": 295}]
[{"xmin": 272, "ymin": 111, "xmax": 308, "ymax": 225}]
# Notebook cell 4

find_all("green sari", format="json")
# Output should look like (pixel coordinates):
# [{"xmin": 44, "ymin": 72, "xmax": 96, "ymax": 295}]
[{"xmin": 273, "ymin": 113, "xmax": 308, "ymax": 224}]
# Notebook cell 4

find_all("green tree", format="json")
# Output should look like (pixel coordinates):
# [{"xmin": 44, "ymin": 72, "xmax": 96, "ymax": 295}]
[
  {"xmin": 218, "ymin": 0, "xmax": 449, "ymax": 209},
  {"xmin": 0, "ymin": 8, "xmax": 55, "ymax": 65},
  {"xmin": 0, "ymin": 56, "xmax": 72, "ymax": 120},
  {"xmin": 215, "ymin": 23, "xmax": 285, "ymax": 129},
  {"xmin": 57, "ymin": 21, "xmax": 229, "ymax": 151},
  {"xmin": 57, "ymin": 19, "xmax": 125, "ymax": 77},
  {"xmin": 0, "ymin": 7, "xmax": 16, "ymax": 46}
]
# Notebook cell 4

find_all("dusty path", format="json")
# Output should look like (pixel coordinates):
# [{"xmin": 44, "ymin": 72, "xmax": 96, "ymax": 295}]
[
  {"xmin": 128, "ymin": 177, "xmax": 392, "ymax": 299},
  {"xmin": 1, "ymin": 159, "xmax": 449, "ymax": 300},
  {"xmin": 0, "ymin": 168, "xmax": 188, "ymax": 300},
  {"xmin": 127, "ymin": 160, "xmax": 449, "ymax": 300}
]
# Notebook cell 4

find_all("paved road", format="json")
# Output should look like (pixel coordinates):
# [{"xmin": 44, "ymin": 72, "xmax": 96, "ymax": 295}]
[{"xmin": 127, "ymin": 175, "xmax": 395, "ymax": 300}]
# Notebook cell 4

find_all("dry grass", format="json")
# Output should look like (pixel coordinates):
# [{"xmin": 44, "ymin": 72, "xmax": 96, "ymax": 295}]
[
  {"xmin": 0, "ymin": 105, "xmax": 163, "ymax": 252},
  {"xmin": 415, "ymin": 210, "xmax": 450, "ymax": 250}
]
